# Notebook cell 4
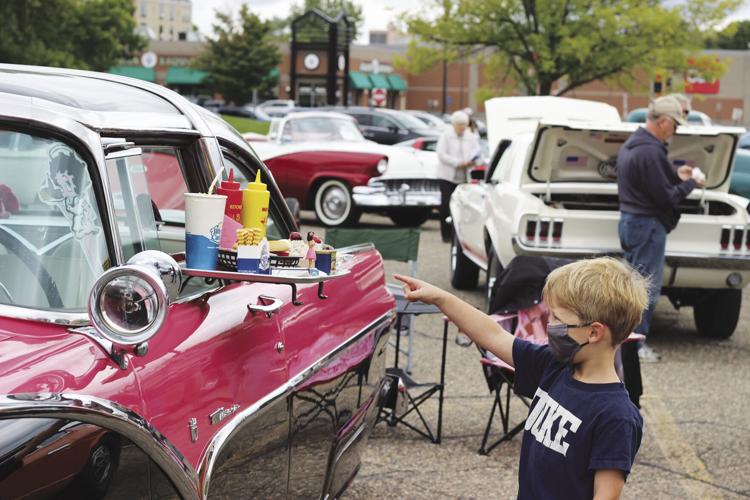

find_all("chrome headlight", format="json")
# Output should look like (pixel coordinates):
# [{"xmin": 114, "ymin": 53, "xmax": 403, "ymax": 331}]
[
  {"xmin": 377, "ymin": 158, "xmax": 388, "ymax": 174},
  {"xmin": 88, "ymin": 251, "xmax": 181, "ymax": 346}
]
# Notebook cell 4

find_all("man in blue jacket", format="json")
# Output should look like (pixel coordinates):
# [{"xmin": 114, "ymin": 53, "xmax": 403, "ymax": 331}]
[{"xmin": 617, "ymin": 95, "xmax": 705, "ymax": 405}]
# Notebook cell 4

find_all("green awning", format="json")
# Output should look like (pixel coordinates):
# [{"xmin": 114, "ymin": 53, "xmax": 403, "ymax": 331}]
[
  {"xmin": 166, "ymin": 67, "xmax": 208, "ymax": 85},
  {"xmin": 109, "ymin": 65, "xmax": 155, "ymax": 82},
  {"xmin": 368, "ymin": 73, "xmax": 391, "ymax": 90},
  {"xmin": 387, "ymin": 73, "xmax": 407, "ymax": 92},
  {"xmin": 348, "ymin": 71, "xmax": 372, "ymax": 90}
]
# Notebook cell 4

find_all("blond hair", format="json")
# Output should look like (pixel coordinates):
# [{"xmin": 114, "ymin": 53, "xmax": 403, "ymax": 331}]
[{"xmin": 542, "ymin": 257, "xmax": 649, "ymax": 345}]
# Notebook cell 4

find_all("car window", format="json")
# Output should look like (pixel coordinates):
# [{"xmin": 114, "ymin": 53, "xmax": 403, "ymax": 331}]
[
  {"xmin": 386, "ymin": 111, "xmax": 430, "ymax": 130},
  {"xmin": 0, "ymin": 129, "xmax": 109, "ymax": 311},
  {"xmin": 281, "ymin": 117, "xmax": 365, "ymax": 143},
  {"xmin": 370, "ymin": 114, "xmax": 396, "ymax": 129},
  {"xmin": 221, "ymin": 154, "xmax": 284, "ymax": 241},
  {"xmin": 349, "ymin": 113, "xmax": 372, "ymax": 126},
  {"xmin": 105, "ymin": 152, "xmax": 164, "ymax": 261},
  {"xmin": 492, "ymin": 142, "xmax": 517, "ymax": 183}
]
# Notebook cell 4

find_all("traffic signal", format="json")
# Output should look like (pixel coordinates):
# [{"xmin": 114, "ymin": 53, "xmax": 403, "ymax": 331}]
[{"xmin": 653, "ymin": 74, "xmax": 662, "ymax": 94}]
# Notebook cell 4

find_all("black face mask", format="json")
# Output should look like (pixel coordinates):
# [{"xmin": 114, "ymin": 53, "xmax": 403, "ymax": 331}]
[{"xmin": 547, "ymin": 323, "xmax": 591, "ymax": 365}]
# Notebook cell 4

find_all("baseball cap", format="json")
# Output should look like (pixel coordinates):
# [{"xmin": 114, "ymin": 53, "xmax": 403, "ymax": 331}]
[
  {"xmin": 451, "ymin": 110, "xmax": 470, "ymax": 125},
  {"xmin": 649, "ymin": 96, "xmax": 687, "ymax": 126}
]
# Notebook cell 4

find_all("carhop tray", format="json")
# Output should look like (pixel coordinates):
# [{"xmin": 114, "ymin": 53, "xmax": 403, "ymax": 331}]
[{"xmin": 180, "ymin": 266, "xmax": 350, "ymax": 306}]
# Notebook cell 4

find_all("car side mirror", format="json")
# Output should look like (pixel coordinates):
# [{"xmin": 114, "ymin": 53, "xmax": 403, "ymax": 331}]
[{"xmin": 388, "ymin": 125, "xmax": 399, "ymax": 134}]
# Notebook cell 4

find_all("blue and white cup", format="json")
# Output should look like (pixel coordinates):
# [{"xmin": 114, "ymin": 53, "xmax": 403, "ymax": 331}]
[{"xmin": 185, "ymin": 193, "xmax": 227, "ymax": 270}]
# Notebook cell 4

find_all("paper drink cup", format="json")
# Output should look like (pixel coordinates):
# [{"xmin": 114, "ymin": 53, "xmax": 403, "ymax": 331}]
[{"xmin": 185, "ymin": 193, "xmax": 227, "ymax": 270}]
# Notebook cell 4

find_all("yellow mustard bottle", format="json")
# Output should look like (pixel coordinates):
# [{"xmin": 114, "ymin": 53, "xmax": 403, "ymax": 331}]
[{"xmin": 241, "ymin": 169, "xmax": 270, "ymax": 239}]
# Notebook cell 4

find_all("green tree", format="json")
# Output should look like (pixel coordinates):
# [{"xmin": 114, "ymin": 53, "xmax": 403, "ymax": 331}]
[
  {"xmin": 402, "ymin": 0, "xmax": 741, "ymax": 96},
  {"xmin": 289, "ymin": 0, "xmax": 363, "ymax": 39},
  {"xmin": 707, "ymin": 20, "xmax": 750, "ymax": 49},
  {"xmin": 0, "ymin": 0, "xmax": 145, "ymax": 71},
  {"xmin": 194, "ymin": 6, "xmax": 281, "ymax": 104}
]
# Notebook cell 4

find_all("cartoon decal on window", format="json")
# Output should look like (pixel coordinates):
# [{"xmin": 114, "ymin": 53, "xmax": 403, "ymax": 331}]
[{"xmin": 39, "ymin": 144, "xmax": 100, "ymax": 239}]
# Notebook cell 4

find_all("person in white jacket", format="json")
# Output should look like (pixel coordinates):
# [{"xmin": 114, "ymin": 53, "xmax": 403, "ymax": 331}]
[{"xmin": 436, "ymin": 110, "xmax": 481, "ymax": 242}]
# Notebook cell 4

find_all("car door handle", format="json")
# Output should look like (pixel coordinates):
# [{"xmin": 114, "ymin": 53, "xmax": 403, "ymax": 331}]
[{"xmin": 248, "ymin": 295, "xmax": 283, "ymax": 318}]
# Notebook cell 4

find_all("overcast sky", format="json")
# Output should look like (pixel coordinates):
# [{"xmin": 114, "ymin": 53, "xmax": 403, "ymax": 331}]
[
  {"xmin": 192, "ymin": 0, "xmax": 423, "ymax": 43},
  {"xmin": 191, "ymin": 0, "xmax": 750, "ymax": 43}
]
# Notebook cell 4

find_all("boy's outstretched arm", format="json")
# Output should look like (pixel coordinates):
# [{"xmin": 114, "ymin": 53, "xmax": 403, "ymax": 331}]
[{"xmin": 394, "ymin": 274, "xmax": 516, "ymax": 367}]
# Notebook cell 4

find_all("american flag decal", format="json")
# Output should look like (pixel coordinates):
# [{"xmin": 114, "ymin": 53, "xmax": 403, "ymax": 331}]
[{"xmin": 565, "ymin": 155, "xmax": 588, "ymax": 167}]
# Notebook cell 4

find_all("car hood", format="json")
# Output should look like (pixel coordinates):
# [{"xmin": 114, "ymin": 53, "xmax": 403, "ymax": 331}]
[
  {"xmin": 525, "ymin": 120, "xmax": 745, "ymax": 192},
  {"xmin": 250, "ymin": 140, "xmax": 438, "ymax": 180}
]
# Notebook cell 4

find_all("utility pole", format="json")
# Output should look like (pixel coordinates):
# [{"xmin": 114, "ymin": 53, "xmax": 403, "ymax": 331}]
[{"xmin": 441, "ymin": 50, "xmax": 447, "ymax": 114}]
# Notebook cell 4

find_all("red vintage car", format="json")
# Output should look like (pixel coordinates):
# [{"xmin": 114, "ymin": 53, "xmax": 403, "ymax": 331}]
[
  {"xmin": 0, "ymin": 65, "xmax": 395, "ymax": 499},
  {"xmin": 252, "ymin": 112, "xmax": 441, "ymax": 227}
]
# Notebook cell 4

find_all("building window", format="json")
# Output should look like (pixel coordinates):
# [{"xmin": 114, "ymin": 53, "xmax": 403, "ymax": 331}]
[
  {"xmin": 178, "ymin": 32, "xmax": 187, "ymax": 41},
  {"xmin": 369, "ymin": 32, "xmax": 387, "ymax": 44},
  {"xmin": 140, "ymin": 1, "xmax": 147, "ymax": 17}
]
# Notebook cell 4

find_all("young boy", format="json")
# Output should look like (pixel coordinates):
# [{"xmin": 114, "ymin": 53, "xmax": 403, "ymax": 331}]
[{"xmin": 394, "ymin": 257, "xmax": 648, "ymax": 499}]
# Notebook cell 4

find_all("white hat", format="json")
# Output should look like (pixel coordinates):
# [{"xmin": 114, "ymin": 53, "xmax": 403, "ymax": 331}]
[
  {"xmin": 451, "ymin": 110, "xmax": 470, "ymax": 125},
  {"xmin": 649, "ymin": 96, "xmax": 687, "ymax": 126}
]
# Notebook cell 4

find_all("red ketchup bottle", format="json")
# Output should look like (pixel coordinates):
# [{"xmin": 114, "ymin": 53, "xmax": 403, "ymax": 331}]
[{"xmin": 217, "ymin": 169, "xmax": 242, "ymax": 223}]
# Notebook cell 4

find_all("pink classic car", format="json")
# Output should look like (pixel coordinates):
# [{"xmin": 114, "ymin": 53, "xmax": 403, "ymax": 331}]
[{"xmin": 0, "ymin": 65, "xmax": 395, "ymax": 499}]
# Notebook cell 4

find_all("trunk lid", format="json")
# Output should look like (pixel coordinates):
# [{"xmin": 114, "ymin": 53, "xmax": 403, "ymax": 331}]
[{"xmin": 525, "ymin": 121, "xmax": 745, "ymax": 192}]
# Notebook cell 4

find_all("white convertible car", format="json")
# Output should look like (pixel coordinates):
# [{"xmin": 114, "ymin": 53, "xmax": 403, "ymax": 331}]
[
  {"xmin": 450, "ymin": 96, "xmax": 748, "ymax": 339},
  {"xmin": 250, "ymin": 111, "xmax": 440, "ymax": 226}
]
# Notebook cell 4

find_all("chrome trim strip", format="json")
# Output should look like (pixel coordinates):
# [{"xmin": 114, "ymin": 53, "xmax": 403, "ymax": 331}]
[
  {"xmin": 0, "ymin": 303, "xmax": 89, "ymax": 326},
  {"xmin": 197, "ymin": 308, "xmax": 395, "ymax": 498},
  {"xmin": 0, "ymin": 393, "xmax": 199, "ymax": 499},
  {"xmin": 336, "ymin": 242, "xmax": 376, "ymax": 255}
]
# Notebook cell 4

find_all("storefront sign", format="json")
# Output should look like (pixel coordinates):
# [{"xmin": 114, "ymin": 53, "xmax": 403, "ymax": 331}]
[{"xmin": 141, "ymin": 51, "xmax": 158, "ymax": 69}]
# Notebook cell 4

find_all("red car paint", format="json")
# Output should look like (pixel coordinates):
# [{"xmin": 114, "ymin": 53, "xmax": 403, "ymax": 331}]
[
  {"xmin": 0, "ymin": 246, "xmax": 394, "ymax": 470},
  {"xmin": 263, "ymin": 151, "xmax": 385, "ymax": 208}
]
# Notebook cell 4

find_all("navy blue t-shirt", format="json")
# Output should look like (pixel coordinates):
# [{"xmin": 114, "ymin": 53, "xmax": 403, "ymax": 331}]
[{"xmin": 512, "ymin": 338, "xmax": 643, "ymax": 499}]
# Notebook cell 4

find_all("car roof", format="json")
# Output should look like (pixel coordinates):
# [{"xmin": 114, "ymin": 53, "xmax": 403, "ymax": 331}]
[
  {"xmin": 0, "ymin": 64, "xmax": 199, "ymax": 133},
  {"xmin": 284, "ymin": 110, "xmax": 356, "ymax": 121}
]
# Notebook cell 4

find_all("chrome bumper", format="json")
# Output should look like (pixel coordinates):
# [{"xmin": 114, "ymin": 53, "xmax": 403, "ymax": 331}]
[
  {"xmin": 511, "ymin": 237, "xmax": 750, "ymax": 271},
  {"xmin": 352, "ymin": 185, "xmax": 441, "ymax": 208}
]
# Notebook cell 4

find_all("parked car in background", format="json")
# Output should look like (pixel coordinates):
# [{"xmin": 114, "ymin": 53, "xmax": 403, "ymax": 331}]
[
  {"xmin": 625, "ymin": 107, "xmax": 713, "ymax": 126},
  {"xmin": 405, "ymin": 110, "xmax": 448, "ymax": 131},
  {"xmin": 451, "ymin": 95, "xmax": 748, "ymax": 339},
  {"xmin": 216, "ymin": 104, "xmax": 264, "ymax": 120},
  {"xmin": 331, "ymin": 107, "xmax": 439, "ymax": 145},
  {"xmin": 251, "ymin": 111, "xmax": 441, "ymax": 227},
  {"xmin": 730, "ymin": 147, "xmax": 750, "ymax": 198},
  {"xmin": 0, "ymin": 64, "xmax": 395, "ymax": 499}
]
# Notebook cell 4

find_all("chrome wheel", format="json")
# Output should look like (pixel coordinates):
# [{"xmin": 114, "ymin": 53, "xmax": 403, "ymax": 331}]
[{"xmin": 90, "ymin": 443, "xmax": 113, "ymax": 487}]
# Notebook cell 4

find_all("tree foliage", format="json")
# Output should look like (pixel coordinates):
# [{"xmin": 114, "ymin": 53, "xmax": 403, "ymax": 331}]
[
  {"xmin": 289, "ymin": 0, "xmax": 363, "ymax": 39},
  {"xmin": 194, "ymin": 6, "xmax": 281, "ymax": 105},
  {"xmin": 0, "ymin": 0, "xmax": 145, "ymax": 71},
  {"xmin": 402, "ymin": 0, "xmax": 741, "ymax": 96},
  {"xmin": 707, "ymin": 20, "xmax": 750, "ymax": 49}
]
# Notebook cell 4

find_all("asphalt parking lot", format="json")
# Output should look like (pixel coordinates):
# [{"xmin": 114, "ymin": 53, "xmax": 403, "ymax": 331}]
[{"xmin": 303, "ymin": 212, "xmax": 750, "ymax": 499}]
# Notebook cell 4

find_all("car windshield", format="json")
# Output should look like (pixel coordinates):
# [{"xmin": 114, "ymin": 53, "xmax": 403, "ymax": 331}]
[
  {"xmin": 0, "ymin": 130, "xmax": 108, "ymax": 312},
  {"xmin": 282, "ymin": 117, "xmax": 365, "ymax": 143},
  {"xmin": 387, "ymin": 111, "xmax": 433, "ymax": 131}
]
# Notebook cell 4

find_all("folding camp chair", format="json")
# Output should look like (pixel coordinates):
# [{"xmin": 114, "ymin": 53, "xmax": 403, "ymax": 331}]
[
  {"xmin": 476, "ymin": 305, "xmax": 549, "ymax": 455},
  {"xmin": 325, "ymin": 227, "xmax": 420, "ymax": 373},
  {"xmin": 326, "ymin": 227, "xmax": 449, "ymax": 443}
]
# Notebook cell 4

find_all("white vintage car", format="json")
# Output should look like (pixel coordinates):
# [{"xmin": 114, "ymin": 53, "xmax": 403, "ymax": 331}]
[
  {"xmin": 250, "ymin": 111, "xmax": 440, "ymax": 226},
  {"xmin": 450, "ymin": 96, "xmax": 748, "ymax": 339}
]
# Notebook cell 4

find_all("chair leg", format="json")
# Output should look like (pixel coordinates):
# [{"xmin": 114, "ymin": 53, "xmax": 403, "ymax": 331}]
[{"xmin": 479, "ymin": 388, "xmax": 501, "ymax": 455}]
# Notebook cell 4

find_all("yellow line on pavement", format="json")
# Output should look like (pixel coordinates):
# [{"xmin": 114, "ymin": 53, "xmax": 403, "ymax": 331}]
[{"xmin": 640, "ymin": 395, "xmax": 722, "ymax": 500}]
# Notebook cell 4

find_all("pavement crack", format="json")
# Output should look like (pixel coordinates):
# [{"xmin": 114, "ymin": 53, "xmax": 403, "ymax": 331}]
[{"xmin": 639, "ymin": 461, "xmax": 750, "ymax": 497}]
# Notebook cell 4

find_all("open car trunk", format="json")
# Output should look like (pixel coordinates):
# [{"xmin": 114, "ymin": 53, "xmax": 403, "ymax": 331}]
[{"xmin": 525, "ymin": 121, "xmax": 744, "ymax": 192}]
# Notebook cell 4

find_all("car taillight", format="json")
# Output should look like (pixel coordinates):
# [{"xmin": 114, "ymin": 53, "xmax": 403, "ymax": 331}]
[
  {"xmin": 734, "ymin": 226, "xmax": 744, "ymax": 250},
  {"xmin": 720, "ymin": 226, "xmax": 731, "ymax": 250},
  {"xmin": 526, "ymin": 220, "xmax": 537, "ymax": 241},
  {"xmin": 552, "ymin": 220, "xmax": 563, "ymax": 242},
  {"xmin": 412, "ymin": 138, "xmax": 424, "ymax": 150},
  {"xmin": 539, "ymin": 220, "xmax": 550, "ymax": 242}
]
